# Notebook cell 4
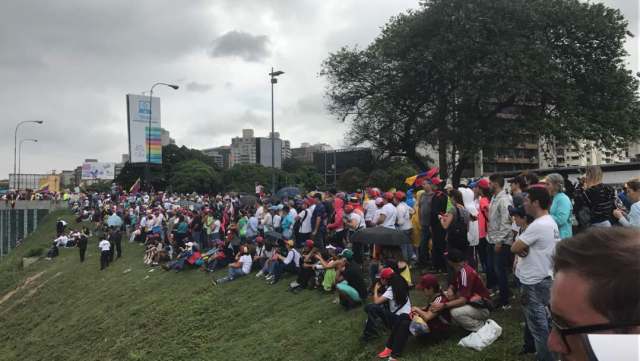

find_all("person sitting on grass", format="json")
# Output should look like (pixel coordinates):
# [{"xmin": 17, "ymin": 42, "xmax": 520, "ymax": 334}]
[
  {"xmin": 436, "ymin": 249, "xmax": 491, "ymax": 332},
  {"xmin": 255, "ymin": 239, "xmax": 277, "ymax": 278},
  {"xmin": 363, "ymin": 267, "xmax": 412, "ymax": 361},
  {"xmin": 410, "ymin": 274, "xmax": 451, "ymax": 337},
  {"xmin": 290, "ymin": 239, "xmax": 319, "ymax": 291},
  {"xmin": 212, "ymin": 245, "xmax": 253, "ymax": 285},
  {"xmin": 267, "ymin": 240, "xmax": 300, "ymax": 285},
  {"xmin": 315, "ymin": 245, "xmax": 343, "ymax": 292},
  {"xmin": 334, "ymin": 249, "xmax": 367, "ymax": 310}
]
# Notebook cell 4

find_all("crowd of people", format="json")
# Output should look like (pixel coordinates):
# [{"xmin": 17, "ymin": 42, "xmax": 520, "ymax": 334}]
[{"xmin": 62, "ymin": 165, "xmax": 638, "ymax": 361}]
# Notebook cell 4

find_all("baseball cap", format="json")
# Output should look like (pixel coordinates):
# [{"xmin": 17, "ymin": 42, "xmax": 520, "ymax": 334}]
[
  {"xmin": 285, "ymin": 240, "xmax": 295, "ymax": 247},
  {"xmin": 375, "ymin": 197, "xmax": 384, "ymax": 206},
  {"xmin": 416, "ymin": 274, "xmax": 440, "ymax": 290},
  {"xmin": 395, "ymin": 191, "xmax": 406, "ymax": 200},
  {"xmin": 380, "ymin": 267, "xmax": 395, "ymax": 280},
  {"xmin": 446, "ymin": 248, "xmax": 465, "ymax": 263},
  {"xmin": 339, "ymin": 248, "xmax": 353, "ymax": 260},
  {"xmin": 508, "ymin": 205, "xmax": 526, "ymax": 218},
  {"xmin": 383, "ymin": 192, "xmax": 394, "ymax": 201},
  {"xmin": 305, "ymin": 239, "xmax": 314, "ymax": 248}
]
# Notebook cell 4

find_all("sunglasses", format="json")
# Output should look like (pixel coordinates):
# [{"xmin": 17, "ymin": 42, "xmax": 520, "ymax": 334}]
[{"xmin": 547, "ymin": 306, "xmax": 640, "ymax": 353}]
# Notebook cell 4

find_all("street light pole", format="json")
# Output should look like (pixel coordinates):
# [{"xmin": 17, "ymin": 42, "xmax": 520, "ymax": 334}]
[
  {"xmin": 18, "ymin": 139, "xmax": 38, "ymax": 190},
  {"xmin": 269, "ymin": 68, "xmax": 284, "ymax": 195},
  {"xmin": 146, "ymin": 82, "xmax": 179, "ymax": 192},
  {"xmin": 13, "ymin": 120, "xmax": 43, "ymax": 191}
]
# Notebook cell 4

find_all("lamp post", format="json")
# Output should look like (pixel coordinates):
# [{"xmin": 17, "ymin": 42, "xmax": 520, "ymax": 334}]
[
  {"xmin": 146, "ymin": 82, "xmax": 179, "ymax": 191},
  {"xmin": 13, "ymin": 120, "xmax": 43, "ymax": 191},
  {"xmin": 269, "ymin": 68, "xmax": 284, "ymax": 195},
  {"xmin": 18, "ymin": 139, "xmax": 38, "ymax": 190}
]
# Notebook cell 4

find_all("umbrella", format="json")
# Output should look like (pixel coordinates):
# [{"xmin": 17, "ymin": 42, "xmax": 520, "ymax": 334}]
[
  {"xmin": 276, "ymin": 186, "xmax": 301, "ymax": 200},
  {"xmin": 239, "ymin": 195, "xmax": 258, "ymax": 208},
  {"xmin": 350, "ymin": 227, "xmax": 410, "ymax": 246},
  {"xmin": 265, "ymin": 231, "xmax": 285, "ymax": 241}
]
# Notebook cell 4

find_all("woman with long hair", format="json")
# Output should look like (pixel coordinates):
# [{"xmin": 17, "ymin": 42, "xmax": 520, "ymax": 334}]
[{"xmin": 364, "ymin": 268, "xmax": 412, "ymax": 360}]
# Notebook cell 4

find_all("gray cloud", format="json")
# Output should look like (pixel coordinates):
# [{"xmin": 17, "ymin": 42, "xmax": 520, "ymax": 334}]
[
  {"xmin": 186, "ymin": 82, "xmax": 213, "ymax": 93},
  {"xmin": 210, "ymin": 31, "xmax": 270, "ymax": 62}
]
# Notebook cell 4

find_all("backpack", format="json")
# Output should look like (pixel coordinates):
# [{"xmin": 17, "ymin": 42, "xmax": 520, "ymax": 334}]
[
  {"xmin": 293, "ymin": 210, "xmax": 308, "ymax": 235},
  {"xmin": 447, "ymin": 208, "xmax": 469, "ymax": 249}
]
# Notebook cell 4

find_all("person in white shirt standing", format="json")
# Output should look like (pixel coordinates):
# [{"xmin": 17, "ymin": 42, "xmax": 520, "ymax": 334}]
[
  {"xmin": 98, "ymin": 238, "xmax": 111, "ymax": 270},
  {"xmin": 511, "ymin": 185, "xmax": 559, "ymax": 361},
  {"xmin": 377, "ymin": 192, "xmax": 398, "ymax": 229},
  {"xmin": 394, "ymin": 191, "xmax": 416, "ymax": 262},
  {"xmin": 364, "ymin": 188, "xmax": 381, "ymax": 227}
]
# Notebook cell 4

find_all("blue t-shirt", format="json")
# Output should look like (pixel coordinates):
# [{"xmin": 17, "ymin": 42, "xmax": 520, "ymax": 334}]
[{"xmin": 311, "ymin": 203, "xmax": 327, "ymax": 233}]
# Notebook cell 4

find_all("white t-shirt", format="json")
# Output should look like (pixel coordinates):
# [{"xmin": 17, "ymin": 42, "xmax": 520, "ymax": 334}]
[
  {"xmin": 255, "ymin": 206, "xmax": 264, "ymax": 220},
  {"xmin": 515, "ymin": 214, "xmax": 560, "ymax": 285},
  {"xmin": 212, "ymin": 220, "xmax": 221, "ymax": 234},
  {"xmin": 273, "ymin": 214, "xmax": 282, "ymax": 228},
  {"xmin": 98, "ymin": 239, "xmax": 111, "ymax": 251},
  {"xmin": 288, "ymin": 208, "xmax": 298, "ymax": 219},
  {"xmin": 382, "ymin": 287, "xmax": 412, "ymax": 315},
  {"xmin": 349, "ymin": 212, "xmax": 366, "ymax": 230},
  {"xmin": 395, "ymin": 202, "xmax": 413, "ymax": 231},
  {"xmin": 152, "ymin": 213, "xmax": 164, "ymax": 227},
  {"xmin": 364, "ymin": 200, "xmax": 378, "ymax": 222},
  {"xmin": 283, "ymin": 248, "xmax": 301, "ymax": 267},
  {"xmin": 300, "ymin": 206, "xmax": 315, "ymax": 234},
  {"xmin": 381, "ymin": 203, "xmax": 398, "ymax": 229},
  {"xmin": 240, "ymin": 255, "xmax": 253, "ymax": 274}
]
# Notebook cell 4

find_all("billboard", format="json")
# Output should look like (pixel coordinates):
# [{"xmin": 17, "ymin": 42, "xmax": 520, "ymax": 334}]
[
  {"xmin": 81, "ymin": 162, "xmax": 115, "ymax": 180},
  {"xmin": 126, "ymin": 94, "xmax": 161, "ymax": 164}
]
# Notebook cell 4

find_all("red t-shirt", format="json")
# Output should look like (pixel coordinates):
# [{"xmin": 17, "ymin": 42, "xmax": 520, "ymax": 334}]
[
  {"xmin": 477, "ymin": 196, "xmax": 489, "ymax": 238},
  {"xmin": 453, "ymin": 264, "xmax": 490, "ymax": 300},
  {"xmin": 422, "ymin": 294, "xmax": 451, "ymax": 332}
]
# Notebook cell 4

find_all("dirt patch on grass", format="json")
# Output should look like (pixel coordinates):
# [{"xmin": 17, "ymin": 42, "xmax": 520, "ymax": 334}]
[{"xmin": 0, "ymin": 271, "xmax": 45, "ymax": 306}]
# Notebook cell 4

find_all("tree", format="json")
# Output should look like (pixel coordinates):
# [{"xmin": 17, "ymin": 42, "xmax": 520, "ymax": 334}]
[
  {"xmin": 337, "ymin": 167, "xmax": 367, "ymax": 191},
  {"xmin": 169, "ymin": 160, "xmax": 221, "ymax": 194},
  {"xmin": 322, "ymin": 0, "xmax": 640, "ymax": 185}
]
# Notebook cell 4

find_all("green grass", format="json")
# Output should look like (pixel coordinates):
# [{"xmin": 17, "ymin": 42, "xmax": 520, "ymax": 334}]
[{"xmin": 0, "ymin": 210, "xmax": 534, "ymax": 361}]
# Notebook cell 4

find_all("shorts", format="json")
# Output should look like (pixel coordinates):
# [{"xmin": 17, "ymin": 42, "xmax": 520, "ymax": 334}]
[{"xmin": 336, "ymin": 281, "xmax": 362, "ymax": 302}]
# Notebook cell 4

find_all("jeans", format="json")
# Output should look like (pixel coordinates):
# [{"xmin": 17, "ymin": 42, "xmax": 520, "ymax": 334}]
[
  {"xmin": 227, "ymin": 267, "xmax": 245, "ymax": 280},
  {"xmin": 521, "ymin": 278, "xmax": 554, "ymax": 361},
  {"xmin": 484, "ymin": 241, "xmax": 498, "ymax": 290},
  {"xmin": 493, "ymin": 244, "xmax": 511, "ymax": 306},
  {"xmin": 400, "ymin": 229, "xmax": 415, "ymax": 261},
  {"xmin": 418, "ymin": 225, "xmax": 431, "ymax": 265}
]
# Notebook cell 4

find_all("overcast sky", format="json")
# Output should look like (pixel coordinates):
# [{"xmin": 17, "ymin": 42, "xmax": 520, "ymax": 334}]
[{"xmin": 0, "ymin": 0, "xmax": 637, "ymax": 178}]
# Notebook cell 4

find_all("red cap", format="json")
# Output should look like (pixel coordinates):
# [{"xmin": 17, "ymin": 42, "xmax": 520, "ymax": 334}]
[
  {"xmin": 395, "ymin": 191, "xmax": 405, "ymax": 201},
  {"xmin": 344, "ymin": 204, "xmax": 354, "ymax": 213},
  {"xmin": 478, "ymin": 178, "xmax": 491, "ymax": 189},
  {"xmin": 380, "ymin": 267, "xmax": 395, "ymax": 280},
  {"xmin": 383, "ymin": 192, "xmax": 394, "ymax": 201},
  {"xmin": 416, "ymin": 274, "xmax": 439, "ymax": 290},
  {"xmin": 305, "ymin": 239, "xmax": 314, "ymax": 248},
  {"xmin": 369, "ymin": 188, "xmax": 380, "ymax": 198}
]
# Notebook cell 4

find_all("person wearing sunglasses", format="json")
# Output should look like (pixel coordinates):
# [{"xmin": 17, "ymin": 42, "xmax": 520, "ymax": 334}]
[{"xmin": 548, "ymin": 228, "xmax": 640, "ymax": 360}]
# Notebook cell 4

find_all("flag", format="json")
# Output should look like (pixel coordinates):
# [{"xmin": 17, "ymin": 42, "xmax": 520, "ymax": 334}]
[
  {"xmin": 129, "ymin": 178, "xmax": 141, "ymax": 194},
  {"xmin": 405, "ymin": 167, "xmax": 439, "ymax": 187},
  {"xmin": 38, "ymin": 183, "xmax": 49, "ymax": 192}
]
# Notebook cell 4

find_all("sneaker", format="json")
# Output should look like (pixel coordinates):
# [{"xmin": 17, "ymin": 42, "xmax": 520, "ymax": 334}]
[
  {"xmin": 501, "ymin": 304, "xmax": 512, "ymax": 311},
  {"xmin": 289, "ymin": 281, "xmax": 300, "ymax": 288},
  {"xmin": 256, "ymin": 270, "xmax": 264, "ymax": 278},
  {"xmin": 388, "ymin": 357, "xmax": 398, "ymax": 361},
  {"xmin": 377, "ymin": 348, "xmax": 392, "ymax": 359},
  {"xmin": 265, "ymin": 274, "xmax": 274, "ymax": 281}
]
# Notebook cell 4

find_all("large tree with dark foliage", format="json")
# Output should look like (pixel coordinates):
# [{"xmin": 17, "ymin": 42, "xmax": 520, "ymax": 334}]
[{"xmin": 322, "ymin": 0, "xmax": 640, "ymax": 185}]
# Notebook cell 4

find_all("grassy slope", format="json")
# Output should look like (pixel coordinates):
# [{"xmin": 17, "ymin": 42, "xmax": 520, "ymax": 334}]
[{"xmin": 0, "ymin": 210, "xmax": 533, "ymax": 361}]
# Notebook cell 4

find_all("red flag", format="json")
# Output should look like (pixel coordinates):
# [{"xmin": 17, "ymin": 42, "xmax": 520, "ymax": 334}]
[{"xmin": 129, "ymin": 178, "xmax": 141, "ymax": 194}]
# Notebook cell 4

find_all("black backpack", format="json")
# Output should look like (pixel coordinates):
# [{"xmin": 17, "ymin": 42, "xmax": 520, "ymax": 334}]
[{"xmin": 447, "ymin": 208, "xmax": 468, "ymax": 249}]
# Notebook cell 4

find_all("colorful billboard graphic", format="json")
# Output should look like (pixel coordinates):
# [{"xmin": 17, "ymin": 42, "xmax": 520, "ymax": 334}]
[
  {"xmin": 81, "ymin": 162, "xmax": 115, "ymax": 180},
  {"xmin": 126, "ymin": 94, "xmax": 162, "ymax": 164}
]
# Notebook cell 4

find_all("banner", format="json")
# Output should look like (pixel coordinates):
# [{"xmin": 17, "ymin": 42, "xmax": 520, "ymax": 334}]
[
  {"xmin": 126, "ymin": 94, "xmax": 162, "ymax": 164},
  {"xmin": 81, "ymin": 162, "xmax": 115, "ymax": 180}
]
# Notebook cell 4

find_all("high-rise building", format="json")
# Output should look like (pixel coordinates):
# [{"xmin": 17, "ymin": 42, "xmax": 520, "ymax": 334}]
[
  {"xmin": 201, "ymin": 146, "xmax": 231, "ymax": 169},
  {"xmin": 229, "ymin": 129, "xmax": 285, "ymax": 168},
  {"xmin": 291, "ymin": 143, "xmax": 332, "ymax": 163},
  {"xmin": 160, "ymin": 128, "xmax": 176, "ymax": 146}
]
